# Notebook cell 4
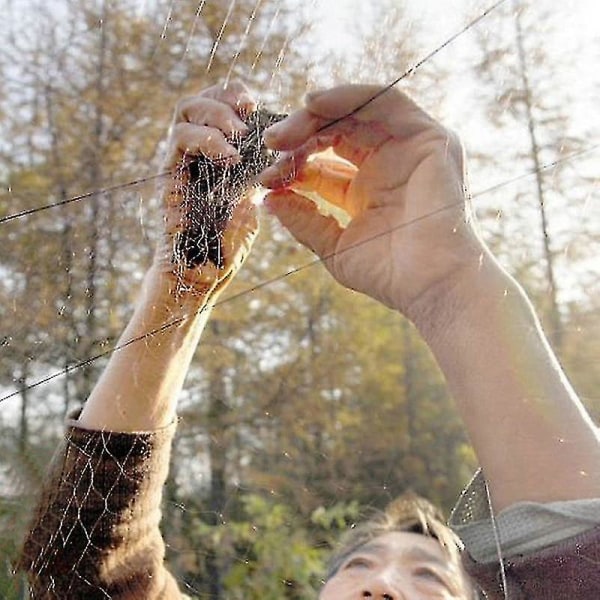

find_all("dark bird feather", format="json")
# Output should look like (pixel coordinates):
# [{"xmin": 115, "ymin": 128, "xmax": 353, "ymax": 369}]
[{"xmin": 173, "ymin": 107, "xmax": 288, "ymax": 269}]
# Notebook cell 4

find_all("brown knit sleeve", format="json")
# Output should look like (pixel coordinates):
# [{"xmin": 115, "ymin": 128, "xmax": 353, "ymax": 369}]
[{"xmin": 17, "ymin": 419, "xmax": 184, "ymax": 600}]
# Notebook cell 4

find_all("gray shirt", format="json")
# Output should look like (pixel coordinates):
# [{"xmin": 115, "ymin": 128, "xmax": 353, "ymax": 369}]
[{"xmin": 450, "ymin": 469, "xmax": 600, "ymax": 563}]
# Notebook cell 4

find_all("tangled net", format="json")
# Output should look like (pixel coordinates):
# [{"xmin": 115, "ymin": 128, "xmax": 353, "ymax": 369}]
[{"xmin": 173, "ymin": 107, "xmax": 288, "ymax": 269}]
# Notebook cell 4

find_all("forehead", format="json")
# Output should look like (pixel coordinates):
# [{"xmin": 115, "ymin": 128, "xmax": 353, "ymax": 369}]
[{"xmin": 349, "ymin": 531, "xmax": 451, "ymax": 567}]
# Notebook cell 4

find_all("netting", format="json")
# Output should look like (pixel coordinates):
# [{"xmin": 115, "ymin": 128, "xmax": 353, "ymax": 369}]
[
  {"xmin": 173, "ymin": 107, "xmax": 286, "ymax": 270},
  {"xmin": 1, "ymin": 0, "xmax": 599, "ymax": 598}
]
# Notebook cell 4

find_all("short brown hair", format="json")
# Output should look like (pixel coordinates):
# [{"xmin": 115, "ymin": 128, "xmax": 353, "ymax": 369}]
[{"xmin": 326, "ymin": 492, "xmax": 477, "ymax": 597}]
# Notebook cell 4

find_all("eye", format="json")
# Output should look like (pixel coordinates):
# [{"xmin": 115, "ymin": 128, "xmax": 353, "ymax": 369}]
[
  {"xmin": 343, "ymin": 556, "xmax": 374, "ymax": 570},
  {"xmin": 413, "ymin": 567, "xmax": 448, "ymax": 587}
]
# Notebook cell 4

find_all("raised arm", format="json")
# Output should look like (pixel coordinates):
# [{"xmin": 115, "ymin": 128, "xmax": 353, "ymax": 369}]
[
  {"xmin": 79, "ymin": 82, "xmax": 258, "ymax": 432},
  {"xmin": 259, "ymin": 84, "xmax": 600, "ymax": 512},
  {"xmin": 19, "ymin": 82, "xmax": 259, "ymax": 599}
]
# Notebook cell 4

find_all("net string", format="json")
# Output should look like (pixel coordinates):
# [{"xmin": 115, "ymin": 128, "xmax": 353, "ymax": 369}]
[
  {"xmin": 250, "ymin": 0, "xmax": 282, "ymax": 71},
  {"xmin": 0, "ymin": 172, "xmax": 167, "ymax": 226},
  {"xmin": 485, "ymin": 478, "xmax": 509, "ymax": 600},
  {"xmin": 183, "ymin": 1, "xmax": 208, "ymax": 60},
  {"xmin": 312, "ymin": 0, "xmax": 510, "ymax": 133},
  {"xmin": 3, "ymin": 3, "xmax": 592, "ymax": 596},
  {"xmin": 206, "ymin": 0, "xmax": 237, "ymax": 74},
  {"xmin": 1, "ymin": 141, "xmax": 597, "ymax": 406},
  {"xmin": 223, "ymin": 0, "xmax": 264, "ymax": 87},
  {"xmin": 0, "ymin": 0, "xmax": 509, "ymax": 229}
]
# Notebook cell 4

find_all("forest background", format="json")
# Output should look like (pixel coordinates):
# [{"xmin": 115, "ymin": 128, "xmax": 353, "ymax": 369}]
[{"xmin": 0, "ymin": 0, "xmax": 598, "ymax": 598}]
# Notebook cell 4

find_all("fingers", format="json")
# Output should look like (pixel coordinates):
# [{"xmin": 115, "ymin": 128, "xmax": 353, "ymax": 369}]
[
  {"xmin": 263, "ymin": 84, "xmax": 396, "ymax": 152},
  {"xmin": 222, "ymin": 195, "xmax": 259, "ymax": 261},
  {"xmin": 165, "ymin": 81, "xmax": 258, "ymax": 170},
  {"xmin": 296, "ymin": 158, "xmax": 357, "ymax": 207},
  {"xmin": 164, "ymin": 123, "xmax": 240, "ymax": 170},
  {"xmin": 263, "ymin": 190, "xmax": 343, "ymax": 263},
  {"xmin": 294, "ymin": 158, "xmax": 362, "ymax": 218},
  {"xmin": 262, "ymin": 84, "xmax": 433, "ymax": 169},
  {"xmin": 303, "ymin": 84, "xmax": 420, "ymax": 121},
  {"xmin": 183, "ymin": 80, "xmax": 256, "ymax": 121},
  {"xmin": 257, "ymin": 134, "xmax": 338, "ymax": 187},
  {"xmin": 201, "ymin": 80, "xmax": 257, "ymax": 116},
  {"xmin": 177, "ymin": 97, "xmax": 249, "ymax": 136},
  {"xmin": 263, "ymin": 109, "xmax": 326, "ymax": 152},
  {"xmin": 260, "ymin": 154, "xmax": 361, "ymax": 218}
]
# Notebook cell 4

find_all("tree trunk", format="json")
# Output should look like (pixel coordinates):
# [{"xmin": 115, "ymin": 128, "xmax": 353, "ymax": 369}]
[
  {"xmin": 82, "ymin": 0, "xmax": 108, "ymax": 402},
  {"xmin": 44, "ymin": 85, "xmax": 76, "ymax": 417},
  {"xmin": 18, "ymin": 368, "xmax": 29, "ymax": 457},
  {"xmin": 514, "ymin": 4, "xmax": 563, "ymax": 351},
  {"xmin": 401, "ymin": 318, "xmax": 417, "ymax": 458},
  {"xmin": 205, "ymin": 320, "xmax": 229, "ymax": 599}
]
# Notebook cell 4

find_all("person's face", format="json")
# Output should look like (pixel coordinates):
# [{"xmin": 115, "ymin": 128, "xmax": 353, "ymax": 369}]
[{"xmin": 319, "ymin": 531, "xmax": 466, "ymax": 599}]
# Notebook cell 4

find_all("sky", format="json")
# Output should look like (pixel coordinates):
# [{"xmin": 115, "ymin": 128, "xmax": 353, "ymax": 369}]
[
  {"xmin": 303, "ymin": 0, "xmax": 599, "ymax": 166},
  {"xmin": 308, "ymin": 0, "xmax": 599, "ymax": 110},
  {"xmin": 304, "ymin": 0, "xmax": 599, "ymax": 308},
  {"xmin": 311, "ymin": 0, "xmax": 600, "ymax": 52}
]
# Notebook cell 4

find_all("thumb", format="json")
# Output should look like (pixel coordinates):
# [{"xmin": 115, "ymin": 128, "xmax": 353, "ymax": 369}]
[{"xmin": 264, "ymin": 190, "xmax": 343, "ymax": 264}]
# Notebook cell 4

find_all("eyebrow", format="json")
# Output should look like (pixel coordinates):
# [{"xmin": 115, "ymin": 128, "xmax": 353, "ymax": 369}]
[
  {"xmin": 403, "ymin": 546, "xmax": 449, "ymax": 569},
  {"xmin": 344, "ymin": 541, "xmax": 458, "ymax": 593},
  {"xmin": 350, "ymin": 542, "xmax": 388, "ymax": 557},
  {"xmin": 351, "ymin": 542, "xmax": 448, "ymax": 569}
]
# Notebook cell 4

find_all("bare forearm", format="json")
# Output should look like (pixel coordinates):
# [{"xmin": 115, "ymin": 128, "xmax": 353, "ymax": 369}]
[
  {"xmin": 78, "ymin": 267, "xmax": 215, "ymax": 432},
  {"xmin": 414, "ymin": 256, "xmax": 600, "ymax": 511}
]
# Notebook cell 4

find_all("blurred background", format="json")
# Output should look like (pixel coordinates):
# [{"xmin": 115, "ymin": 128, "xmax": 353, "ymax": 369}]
[{"xmin": 0, "ymin": 0, "xmax": 598, "ymax": 597}]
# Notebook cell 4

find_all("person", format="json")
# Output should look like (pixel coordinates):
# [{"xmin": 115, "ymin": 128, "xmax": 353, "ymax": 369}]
[
  {"xmin": 323, "ymin": 492, "xmax": 475, "ymax": 598},
  {"xmin": 17, "ymin": 81, "xmax": 600, "ymax": 599}
]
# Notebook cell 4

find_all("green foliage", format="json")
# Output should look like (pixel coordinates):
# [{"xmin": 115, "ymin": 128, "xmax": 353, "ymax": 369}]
[
  {"xmin": 0, "ymin": 498, "xmax": 26, "ymax": 600},
  {"xmin": 181, "ymin": 494, "xmax": 360, "ymax": 599}
]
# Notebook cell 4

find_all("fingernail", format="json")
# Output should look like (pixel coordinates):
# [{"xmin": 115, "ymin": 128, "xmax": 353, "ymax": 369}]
[
  {"xmin": 238, "ymin": 93, "xmax": 255, "ymax": 107},
  {"xmin": 237, "ymin": 94, "xmax": 257, "ymax": 117},
  {"xmin": 257, "ymin": 166, "xmax": 277, "ymax": 185},
  {"xmin": 305, "ymin": 89, "xmax": 325, "ymax": 103},
  {"xmin": 223, "ymin": 145, "xmax": 239, "ymax": 157}
]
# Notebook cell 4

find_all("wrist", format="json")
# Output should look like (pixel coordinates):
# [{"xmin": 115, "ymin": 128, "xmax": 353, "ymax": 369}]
[
  {"xmin": 408, "ymin": 250, "xmax": 521, "ymax": 346},
  {"xmin": 141, "ymin": 265, "xmax": 221, "ymax": 318}
]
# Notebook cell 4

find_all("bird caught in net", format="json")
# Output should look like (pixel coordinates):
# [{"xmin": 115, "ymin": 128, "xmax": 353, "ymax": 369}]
[{"xmin": 173, "ymin": 107, "xmax": 287, "ymax": 269}]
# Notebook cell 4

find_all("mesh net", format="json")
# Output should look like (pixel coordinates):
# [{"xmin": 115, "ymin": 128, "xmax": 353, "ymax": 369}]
[
  {"xmin": 1, "ymin": 0, "xmax": 599, "ymax": 598},
  {"xmin": 173, "ymin": 107, "xmax": 286, "ymax": 270}
]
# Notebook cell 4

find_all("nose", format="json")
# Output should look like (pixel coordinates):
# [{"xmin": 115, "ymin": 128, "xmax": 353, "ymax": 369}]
[
  {"xmin": 356, "ymin": 564, "xmax": 408, "ymax": 600},
  {"xmin": 360, "ymin": 573, "xmax": 404, "ymax": 600}
]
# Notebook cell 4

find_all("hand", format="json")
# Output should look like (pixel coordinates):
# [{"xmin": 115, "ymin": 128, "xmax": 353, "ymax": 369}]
[
  {"xmin": 260, "ymin": 84, "xmax": 487, "ymax": 322},
  {"xmin": 155, "ymin": 81, "xmax": 260, "ymax": 299}
]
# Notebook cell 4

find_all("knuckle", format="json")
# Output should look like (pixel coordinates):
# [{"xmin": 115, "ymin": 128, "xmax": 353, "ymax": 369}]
[
  {"xmin": 444, "ymin": 128, "xmax": 465, "ymax": 162},
  {"xmin": 172, "ymin": 122, "xmax": 190, "ymax": 139},
  {"xmin": 199, "ymin": 83, "xmax": 224, "ymax": 98},
  {"xmin": 175, "ymin": 95, "xmax": 196, "ymax": 118},
  {"xmin": 176, "ymin": 95, "xmax": 221, "ymax": 123},
  {"xmin": 227, "ymin": 79, "xmax": 248, "ymax": 92},
  {"xmin": 202, "ymin": 82, "xmax": 231, "ymax": 102}
]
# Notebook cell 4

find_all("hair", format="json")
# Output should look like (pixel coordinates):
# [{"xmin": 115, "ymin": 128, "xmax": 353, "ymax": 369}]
[{"xmin": 325, "ymin": 492, "xmax": 478, "ymax": 598}]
